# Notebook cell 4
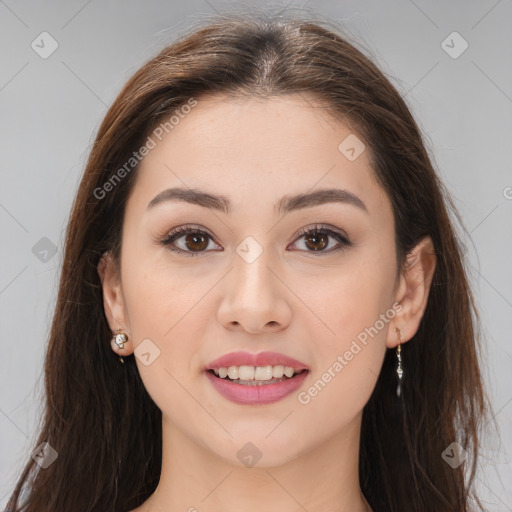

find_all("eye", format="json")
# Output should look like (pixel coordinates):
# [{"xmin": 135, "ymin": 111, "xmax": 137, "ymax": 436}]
[
  {"xmin": 158, "ymin": 226, "xmax": 221, "ymax": 257},
  {"xmin": 289, "ymin": 224, "xmax": 352, "ymax": 254},
  {"xmin": 158, "ymin": 223, "xmax": 352, "ymax": 256}
]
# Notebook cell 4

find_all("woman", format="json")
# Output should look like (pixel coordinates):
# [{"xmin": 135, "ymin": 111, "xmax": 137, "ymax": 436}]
[{"xmin": 6, "ymin": 11, "xmax": 489, "ymax": 512}]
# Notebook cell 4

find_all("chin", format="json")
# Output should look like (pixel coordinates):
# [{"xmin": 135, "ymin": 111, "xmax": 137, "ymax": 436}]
[{"xmin": 202, "ymin": 431, "xmax": 307, "ymax": 469}]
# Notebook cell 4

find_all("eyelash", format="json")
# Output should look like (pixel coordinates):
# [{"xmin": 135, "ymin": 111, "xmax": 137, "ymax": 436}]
[{"xmin": 157, "ymin": 224, "xmax": 352, "ymax": 257}]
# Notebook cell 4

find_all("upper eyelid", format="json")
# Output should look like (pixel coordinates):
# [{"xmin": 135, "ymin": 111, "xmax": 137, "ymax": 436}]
[
  {"xmin": 163, "ymin": 224, "xmax": 347, "ymax": 240},
  {"xmin": 294, "ymin": 224, "xmax": 349, "ymax": 240},
  {"xmin": 163, "ymin": 225, "xmax": 217, "ymax": 243}
]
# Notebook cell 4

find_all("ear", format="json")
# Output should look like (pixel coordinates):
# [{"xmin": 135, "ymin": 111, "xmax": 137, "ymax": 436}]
[
  {"xmin": 97, "ymin": 252, "xmax": 133, "ymax": 356},
  {"xmin": 386, "ymin": 236, "xmax": 437, "ymax": 348}
]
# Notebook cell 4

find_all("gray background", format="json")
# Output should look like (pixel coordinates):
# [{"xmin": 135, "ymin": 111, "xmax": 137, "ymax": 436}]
[{"xmin": 1, "ymin": 0, "xmax": 511, "ymax": 509}]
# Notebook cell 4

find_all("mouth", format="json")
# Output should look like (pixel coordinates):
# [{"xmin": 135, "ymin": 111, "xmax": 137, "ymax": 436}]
[
  {"xmin": 204, "ymin": 363, "xmax": 309, "ymax": 405},
  {"xmin": 203, "ymin": 351, "xmax": 310, "ymax": 404},
  {"xmin": 206, "ymin": 366, "xmax": 309, "ymax": 386}
]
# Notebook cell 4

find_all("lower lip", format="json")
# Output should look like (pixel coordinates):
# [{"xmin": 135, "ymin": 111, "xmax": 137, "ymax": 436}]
[{"xmin": 205, "ymin": 370, "xmax": 309, "ymax": 405}]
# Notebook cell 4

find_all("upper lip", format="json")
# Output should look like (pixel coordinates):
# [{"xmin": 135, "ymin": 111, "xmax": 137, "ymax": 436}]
[{"xmin": 204, "ymin": 351, "xmax": 309, "ymax": 371}]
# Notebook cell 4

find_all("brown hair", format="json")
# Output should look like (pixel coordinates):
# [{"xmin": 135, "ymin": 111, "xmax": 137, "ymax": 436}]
[{"xmin": 7, "ymin": 10, "xmax": 490, "ymax": 512}]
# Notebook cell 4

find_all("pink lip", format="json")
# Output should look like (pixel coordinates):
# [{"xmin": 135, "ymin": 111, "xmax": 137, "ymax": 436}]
[
  {"xmin": 203, "ymin": 351, "xmax": 309, "ymax": 405},
  {"xmin": 205, "ymin": 369, "xmax": 309, "ymax": 405},
  {"xmin": 204, "ymin": 351, "xmax": 309, "ymax": 371}
]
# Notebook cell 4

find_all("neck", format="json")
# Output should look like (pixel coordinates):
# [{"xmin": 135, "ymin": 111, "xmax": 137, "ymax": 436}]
[{"xmin": 137, "ymin": 413, "xmax": 372, "ymax": 512}]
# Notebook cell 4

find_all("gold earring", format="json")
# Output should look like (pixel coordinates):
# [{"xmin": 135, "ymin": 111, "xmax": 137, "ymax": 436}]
[
  {"xmin": 112, "ymin": 329, "xmax": 128, "ymax": 364},
  {"xmin": 395, "ymin": 328, "xmax": 404, "ymax": 397}
]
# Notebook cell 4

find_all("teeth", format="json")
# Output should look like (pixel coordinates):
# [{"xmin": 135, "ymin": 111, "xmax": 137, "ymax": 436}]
[
  {"xmin": 283, "ymin": 366, "xmax": 295, "ymax": 378},
  {"xmin": 272, "ymin": 365, "xmax": 284, "ymax": 378},
  {"xmin": 238, "ymin": 365, "xmax": 255, "ymax": 380},
  {"xmin": 254, "ymin": 366, "xmax": 273, "ymax": 380},
  {"xmin": 211, "ymin": 365, "xmax": 301, "ymax": 380},
  {"xmin": 227, "ymin": 366, "xmax": 239, "ymax": 379}
]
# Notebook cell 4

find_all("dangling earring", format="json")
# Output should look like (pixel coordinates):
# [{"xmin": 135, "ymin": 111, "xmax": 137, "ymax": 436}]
[
  {"xmin": 395, "ymin": 327, "xmax": 404, "ymax": 397},
  {"xmin": 111, "ymin": 328, "xmax": 128, "ymax": 364}
]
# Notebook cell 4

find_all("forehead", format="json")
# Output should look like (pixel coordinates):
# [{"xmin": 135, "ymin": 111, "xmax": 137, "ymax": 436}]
[{"xmin": 128, "ymin": 93, "xmax": 391, "ymax": 221}]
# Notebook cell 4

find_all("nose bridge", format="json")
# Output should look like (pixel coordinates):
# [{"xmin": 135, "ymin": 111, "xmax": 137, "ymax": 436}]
[
  {"xmin": 218, "ymin": 236, "xmax": 291, "ymax": 331},
  {"xmin": 232, "ymin": 239, "xmax": 277, "ymax": 304}
]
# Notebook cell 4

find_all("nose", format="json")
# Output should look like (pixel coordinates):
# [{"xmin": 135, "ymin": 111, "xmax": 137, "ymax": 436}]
[{"xmin": 217, "ymin": 250, "xmax": 292, "ymax": 334}]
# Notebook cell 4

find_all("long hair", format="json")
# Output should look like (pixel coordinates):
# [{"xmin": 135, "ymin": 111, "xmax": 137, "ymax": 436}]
[{"xmin": 6, "ymin": 10, "xmax": 489, "ymax": 512}]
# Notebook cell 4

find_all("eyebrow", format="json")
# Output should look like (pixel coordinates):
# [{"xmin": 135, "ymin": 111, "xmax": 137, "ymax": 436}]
[{"xmin": 147, "ymin": 187, "xmax": 368, "ymax": 215}]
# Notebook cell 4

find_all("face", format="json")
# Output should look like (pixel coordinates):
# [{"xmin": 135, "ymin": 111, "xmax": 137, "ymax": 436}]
[{"xmin": 102, "ymin": 93, "xmax": 408, "ymax": 467}]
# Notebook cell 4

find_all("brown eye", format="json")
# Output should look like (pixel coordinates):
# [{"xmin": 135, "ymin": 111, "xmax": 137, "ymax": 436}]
[
  {"xmin": 303, "ymin": 231, "xmax": 329, "ymax": 251},
  {"xmin": 159, "ymin": 224, "xmax": 351, "ymax": 257},
  {"xmin": 159, "ymin": 226, "xmax": 220, "ymax": 256},
  {"xmin": 183, "ymin": 232, "xmax": 209, "ymax": 252},
  {"xmin": 290, "ymin": 225, "xmax": 352, "ymax": 254}
]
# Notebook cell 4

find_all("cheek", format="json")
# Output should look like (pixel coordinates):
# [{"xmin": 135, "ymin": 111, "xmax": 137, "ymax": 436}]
[
  {"xmin": 290, "ymin": 281, "xmax": 391, "ymax": 449},
  {"xmin": 290, "ymin": 249, "xmax": 395, "ymax": 414},
  {"xmin": 121, "ymin": 264, "xmax": 213, "ymax": 429},
  {"xmin": 120, "ymin": 247, "xmax": 219, "ymax": 396},
  {"xmin": 292, "ymin": 246, "xmax": 396, "ymax": 350},
  {"xmin": 122, "ymin": 239, "xmax": 216, "ymax": 338}
]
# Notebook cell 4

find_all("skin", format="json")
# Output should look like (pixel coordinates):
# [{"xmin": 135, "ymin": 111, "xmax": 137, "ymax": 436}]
[{"xmin": 98, "ymin": 93, "xmax": 436, "ymax": 512}]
